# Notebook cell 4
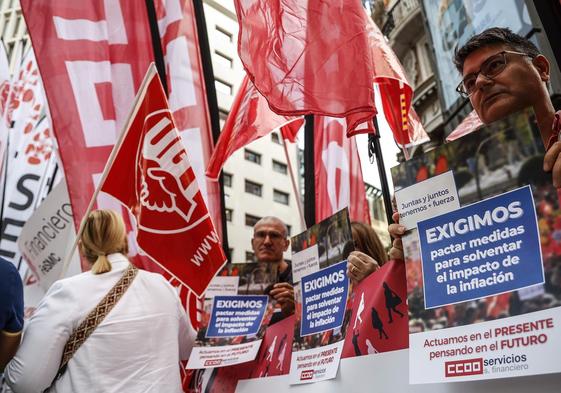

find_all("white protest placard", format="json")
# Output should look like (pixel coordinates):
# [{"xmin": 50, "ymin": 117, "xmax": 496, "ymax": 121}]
[
  {"xmin": 395, "ymin": 171, "xmax": 460, "ymax": 230},
  {"xmin": 292, "ymin": 243, "xmax": 319, "ymax": 283},
  {"xmin": 205, "ymin": 276, "xmax": 240, "ymax": 298},
  {"xmin": 17, "ymin": 180, "xmax": 81, "ymax": 291}
]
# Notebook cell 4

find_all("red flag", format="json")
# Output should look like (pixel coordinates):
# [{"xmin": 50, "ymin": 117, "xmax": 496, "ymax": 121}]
[
  {"xmin": 21, "ymin": 0, "xmax": 222, "ymax": 253},
  {"xmin": 206, "ymin": 75, "xmax": 303, "ymax": 180},
  {"xmin": 234, "ymin": 0, "xmax": 376, "ymax": 135},
  {"xmin": 101, "ymin": 65, "xmax": 226, "ymax": 296},
  {"xmin": 366, "ymin": 16, "xmax": 429, "ymax": 146},
  {"xmin": 314, "ymin": 116, "xmax": 370, "ymax": 223}
]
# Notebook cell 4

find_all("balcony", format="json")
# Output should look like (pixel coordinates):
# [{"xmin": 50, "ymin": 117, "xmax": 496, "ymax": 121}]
[{"xmin": 382, "ymin": 0, "xmax": 423, "ymax": 57}]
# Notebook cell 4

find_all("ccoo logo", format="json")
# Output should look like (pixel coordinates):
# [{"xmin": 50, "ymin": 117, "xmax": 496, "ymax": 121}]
[
  {"xmin": 136, "ymin": 109, "xmax": 209, "ymax": 234},
  {"xmin": 445, "ymin": 358, "xmax": 483, "ymax": 377}
]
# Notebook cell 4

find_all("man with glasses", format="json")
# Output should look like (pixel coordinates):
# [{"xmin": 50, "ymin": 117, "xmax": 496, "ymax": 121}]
[
  {"xmin": 251, "ymin": 216, "xmax": 294, "ymax": 324},
  {"xmin": 389, "ymin": 27, "xmax": 561, "ymax": 259},
  {"xmin": 454, "ymin": 27, "xmax": 561, "ymax": 184}
]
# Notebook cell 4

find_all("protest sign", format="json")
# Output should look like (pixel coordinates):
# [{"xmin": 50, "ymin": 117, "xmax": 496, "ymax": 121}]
[
  {"xmin": 418, "ymin": 186, "xmax": 543, "ymax": 309},
  {"xmin": 17, "ymin": 180, "xmax": 81, "ymax": 291},
  {"xmin": 391, "ymin": 109, "xmax": 561, "ymax": 383},
  {"xmin": 206, "ymin": 295, "xmax": 268, "ymax": 338},
  {"xmin": 289, "ymin": 209, "xmax": 353, "ymax": 384},
  {"xmin": 187, "ymin": 262, "xmax": 279, "ymax": 370},
  {"xmin": 395, "ymin": 171, "xmax": 460, "ymax": 230},
  {"xmin": 299, "ymin": 261, "xmax": 349, "ymax": 337}
]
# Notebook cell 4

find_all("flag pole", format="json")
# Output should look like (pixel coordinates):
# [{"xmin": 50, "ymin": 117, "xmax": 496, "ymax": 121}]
[
  {"xmin": 303, "ymin": 115, "xmax": 315, "ymax": 227},
  {"xmin": 192, "ymin": 0, "xmax": 230, "ymax": 261},
  {"xmin": 59, "ymin": 66, "xmax": 158, "ymax": 279},
  {"xmin": 145, "ymin": 0, "xmax": 169, "ymax": 95},
  {"xmin": 281, "ymin": 135, "xmax": 306, "ymax": 230},
  {"xmin": 369, "ymin": 116, "xmax": 393, "ymax": 226}
]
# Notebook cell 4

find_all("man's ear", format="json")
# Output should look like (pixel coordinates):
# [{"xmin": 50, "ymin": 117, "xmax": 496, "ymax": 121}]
[
  {"xmin": 283, "ymin": 237, "xmax": 290, "ymax": 252},
  {"xmin": 251, "ymin": 237, "xmax": 257, "ymax": 252},
  {"xmin": 533, "ymin": 55, "xmax": 550, "ymax": 82}
]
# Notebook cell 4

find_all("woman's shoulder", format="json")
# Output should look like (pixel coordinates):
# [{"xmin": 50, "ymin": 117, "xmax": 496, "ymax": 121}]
[{"xmin": 136, "ymin": 269, "xmax": 179, "ymax": 294}]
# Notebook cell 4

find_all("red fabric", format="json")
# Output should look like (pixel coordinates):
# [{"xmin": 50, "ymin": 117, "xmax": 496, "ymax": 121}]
[
  {"xmin": 378, "ymin": 79, "xmax": 413, "ymax": 145},
  {"xmin": 20, "ymin": 0, "xmax": 222, "ymax": 242},
  {"xmin": 101, "ymin": 66, "xmax": 226, "ymax": 296},
  {"xmin": 206, "ymin": 76, "xmax": 303, "ymax": 180},
  {"xmin": 234, "ymin": 0, "xmax": 376, "ymax": 135},
  {"xmin": 365, "ymin": 16, "xmax": 429, "ymax": 146},
  {"xmin": 314, "ymin": 116, "xmax": 370, "ymax": 223},
  {"xmin": 342, "ymin": 260, "xmax": 409, "ymax": 358},
  {"xmin": 446, "ymin": 110, "xmax": 484, "ymax": 142}
]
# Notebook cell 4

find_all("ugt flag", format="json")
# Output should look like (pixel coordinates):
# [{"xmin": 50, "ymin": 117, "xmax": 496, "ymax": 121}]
[{"xmin": 101, "ymin": 65, "xmax": 226, "ymax": 296}]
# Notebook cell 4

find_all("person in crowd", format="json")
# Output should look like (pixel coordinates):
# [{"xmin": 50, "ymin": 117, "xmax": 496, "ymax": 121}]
[
  {"xmin": 252, "ymin": 216, "xmax": 294, "ymax": 324},
  {"xmin": 5, "ymin": 209, "xmax": 195, "ymax": 393},
  {"xmin": 389, "ymin": 27, "xmax": 561, "ymax": 258},
  {"xmin": 0, "ymin": 257, "xmax": 23, "ymax": 372},
  {"xmin": 347, "ymin": 221, "xmax": 388, "ymax": 284}
]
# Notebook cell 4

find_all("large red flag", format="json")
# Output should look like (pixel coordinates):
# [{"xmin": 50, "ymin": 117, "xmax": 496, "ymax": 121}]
[
  {"xmin": 234, "ymin": 0, "xmax": 376, "ymax": 135},
  {"xmin": 314, "ymin": 116, "xmax": 370, "ymax": 223},
  {"xmin": 206, "ymin": 75, "xmax": 303, "ymax": 180},
  {"xmin": 101, "ymin": 65, "xmax": 226, "ymax": 296},
  {"xmin": 20, "ymin": 0, "xmax": 222, "ymax": 249}
]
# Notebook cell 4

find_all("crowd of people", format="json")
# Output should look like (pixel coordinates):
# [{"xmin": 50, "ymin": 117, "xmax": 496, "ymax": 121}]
[{"xmin": 1, "ymin": 26, "xmax": 560, "ymax": 392}]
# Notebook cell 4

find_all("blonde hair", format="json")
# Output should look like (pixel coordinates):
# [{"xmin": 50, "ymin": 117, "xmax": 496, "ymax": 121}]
[{"xmin": 79, "ymin": 209, "xmax": 129, "ymax": 274}]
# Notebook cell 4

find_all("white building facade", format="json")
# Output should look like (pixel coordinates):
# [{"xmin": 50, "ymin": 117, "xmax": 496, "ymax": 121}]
[{"xmin": 204, "ymin": 0, "xmax": 303, "ymax": 263}]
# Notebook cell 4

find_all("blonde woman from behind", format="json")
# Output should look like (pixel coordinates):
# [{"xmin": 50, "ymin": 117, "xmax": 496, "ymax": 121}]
[{"xmin": 5, "ymin": 209, "xmax": 195, "ymax": 393}]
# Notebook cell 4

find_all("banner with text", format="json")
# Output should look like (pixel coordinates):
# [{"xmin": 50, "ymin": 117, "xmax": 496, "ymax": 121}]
[{"xmin": 17, "ymin": 180, "xmax": 81, "ymax": 291}]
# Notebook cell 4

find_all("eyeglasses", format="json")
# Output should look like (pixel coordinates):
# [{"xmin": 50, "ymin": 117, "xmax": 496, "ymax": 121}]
[
  {"xmin": 253, "ymin": 230, "xmax": 286, "ymax": 241},
  {"xmin": 456, "ymin": 51, "xmax": 534, "ymax": 98}
]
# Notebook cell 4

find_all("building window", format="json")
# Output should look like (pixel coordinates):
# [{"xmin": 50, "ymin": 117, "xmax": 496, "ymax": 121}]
[
  {"xmin": 244, "ymin": 149, "xmax": 261, "ymax": 165},
  {"xmin": 219, "ymin": 109, "xmax": 229, "ymax": 127},
  {"xmin": 271, "ymin": 132, "xmax": 281, "ymax": 144},
  {"xmin": 273, "ymin": 189, "xmax": 289, "ymax": 205},
  {"xmin": 245, "ymin": 251, "xmax": 255, "ymax": 263},
  {"xmin": 215, "ymin": 25, "xmax": 233, "ymax": 43},
  {"xmin": 225, "ymin": 208, "xmax": 233, "ymax": 222},
  {"xmin": 245, "ymin": 214, "xmax": 261, "ymax": 227},
  {"xmin": 272, "ymin": 160, "xmax": 288, "ymax": 174},
  {"xmin": 215, "ymin": 79, "xmax": 233, "ymax": 95},
  {"xmin": 214, "ymin": 50, "xmax": 233, "ymax": 69},
  {"xmin": 223, "ymin": 172, "xmax": 232, "ymax": 187},
  {"xmin": 287, "ymin": 225, "xmax": 292, "ymax": 236},
  {"xmin": 245, "ymin": 180, "xmax": 262, "ymax": 197}
]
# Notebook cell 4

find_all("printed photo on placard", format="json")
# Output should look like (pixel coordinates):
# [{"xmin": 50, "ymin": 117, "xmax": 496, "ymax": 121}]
[
  {"xmin": 291, "ymin": 208, "xmax": 354, "ymax": 283},
  {"xmin": 391, "ymin": 109, "xmax": 561, "ymax": 383}
]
